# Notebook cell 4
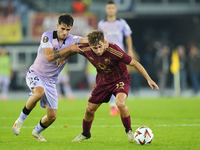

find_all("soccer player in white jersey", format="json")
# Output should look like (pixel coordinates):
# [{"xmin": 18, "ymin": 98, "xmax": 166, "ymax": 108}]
[
  {"xmin": 98, "ymin": 1, "xmax": 135, "ymax": 116},
  {"xmin": 12, "ymin": 13, "xmax": 87, "ymax": 141}
]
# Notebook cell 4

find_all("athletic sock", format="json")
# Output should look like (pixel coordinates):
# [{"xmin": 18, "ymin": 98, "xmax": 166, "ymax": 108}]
[
  {"xmin": 82, "ymin": 119, "xmax": 92, "ymax": 134},
  {"xmin": 18, "ymin": 106, "xmax": 32, "ymax": 122},
  {"xmin": 121, "ymin": 115, "xmax": 132, "ymax": 132},
  {"xmin": 34, "ymin": 120, "xmax": 47, "ymax": 133}
]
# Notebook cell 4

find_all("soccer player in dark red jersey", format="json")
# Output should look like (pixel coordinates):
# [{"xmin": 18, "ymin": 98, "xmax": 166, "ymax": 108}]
[
  {"xmin": 98, "ymin": 1, "xmax": 135, "ymax": 116},
  {"xmin": 57, "ymin": 30, "xmax": 159, "ymax": 143}
]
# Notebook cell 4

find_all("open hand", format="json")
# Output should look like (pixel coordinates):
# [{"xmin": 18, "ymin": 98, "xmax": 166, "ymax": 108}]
[
  {"xmin": 70, "ymin": 40, "xmax": 83, "ymax": 53},
  {"xmin": 147, "ymin": 80, "xmax": 159, "ymax": 91}
]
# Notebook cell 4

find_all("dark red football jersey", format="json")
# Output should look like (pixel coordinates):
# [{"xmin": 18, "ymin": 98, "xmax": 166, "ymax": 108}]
[{"xmin": 79, "ymin": 43, "xmax": 132, "ymax": 85}]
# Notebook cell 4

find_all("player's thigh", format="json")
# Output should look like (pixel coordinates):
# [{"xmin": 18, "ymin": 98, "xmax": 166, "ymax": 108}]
[
  {"xmin": 32, "ymin": 86, "xmax": 44, "ymax": 98},
  {"xmin": 116, "ymin": 93, "xmax": 127, "ymax": 105}
]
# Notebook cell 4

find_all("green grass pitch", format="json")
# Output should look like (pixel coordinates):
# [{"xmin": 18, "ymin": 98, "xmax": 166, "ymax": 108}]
[{"xmin": 0, "ymin": 97, "xmax": 200, "ymax": 150}]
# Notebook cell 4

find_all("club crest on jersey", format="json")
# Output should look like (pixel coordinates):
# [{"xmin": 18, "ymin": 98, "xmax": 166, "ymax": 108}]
[
  {"xmin": 105, "ymin": 58, "xmax": 111, "ymax": 64},
  {"xmin": 43, "ymin": 36, "xmax": 49, "ymax": 43}
]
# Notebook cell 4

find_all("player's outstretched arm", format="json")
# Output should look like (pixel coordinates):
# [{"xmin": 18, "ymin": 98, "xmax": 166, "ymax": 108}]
[
  {"xmin": 57, "ymin": 51, "xmax": 77, "ymax": 67},
  {"xmin": 43, "ymin": 40, "xmax": 81, "ymax": 62},
  {"xmin": 128, "ymin": 59, "xmax": 159, "ymax": 91}
]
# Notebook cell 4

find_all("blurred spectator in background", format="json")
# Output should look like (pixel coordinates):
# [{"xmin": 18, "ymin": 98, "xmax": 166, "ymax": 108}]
[
  {"xmin": 143, "ymin": 43, "xmax": 157, "ymax": 81},
  {"xmin": 85, "ymin": 60, "xmax": 96, "ymax": 97},
  {"xmin": 0, "ymin": 0, "xmax": 16, "ymax": 16},
  {"xmin": 177, "ymin": 45, "xmax": 188, "ymax": 93},
  {"xmin": 154, "ymin": 45, "xmax": 170, "ymax": 96},
  {"xmin": 72, "ymin": 0, "xmax": 86, "ymax": 13},
  {"xmin": 83, "ymin": 0, "xmax": 92, "ymax": 14},
  {"xmin": 127, "ymin": 50, "xmax": 141, "ymax": 96},
  {"xmin": 56, "ymin": 64, "xmax": 75, "ymax": 100},
  {"xmin": 72, "ymin": 0, "xmax": 92, "ymax": 14},
  {"xmin": 188, "ymin": 43, "xmax": 200, "ymax": 95},
  {"xmin": 0, "ymin": 46, "xmax": 12, "ymax": 101},
  {"xmin": 98, "ymin": 1, "xmax": 134, "ymax": 116}
]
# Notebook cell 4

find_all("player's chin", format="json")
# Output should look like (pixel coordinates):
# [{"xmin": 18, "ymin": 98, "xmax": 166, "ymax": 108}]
[
  {"xmin": 61, "ymin": 35, "xmax": 67, "ymax": 39},
  {"xmin": 97, "ymin": 53, "xmax": 102, "ymax": 56},
  {"xmin": 61, "ymin": 37, "xmax": 66, "ymax": 40}
]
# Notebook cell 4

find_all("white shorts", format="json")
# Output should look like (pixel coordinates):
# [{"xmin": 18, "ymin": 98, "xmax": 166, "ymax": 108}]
[{"xmin": 26, "ymin": 71, "xmax": 58, "ymax": 110}]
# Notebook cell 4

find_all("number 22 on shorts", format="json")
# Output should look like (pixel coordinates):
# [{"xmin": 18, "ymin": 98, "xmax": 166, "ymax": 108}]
[{"xmin": 116, "ymin": 82, "xmax": 124, "ymax": 89}]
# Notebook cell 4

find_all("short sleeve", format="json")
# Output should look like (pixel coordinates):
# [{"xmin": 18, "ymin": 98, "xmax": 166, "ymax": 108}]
[
  {"xmin": 78, "ymin": 44, "xmax": 89, "ymax": 56},
  {"xmin": 121, "ymin": 51, "xmax": 132, "ymax": 64},
  {"xmin": 41, "ymin": 32, "xmax": 53, "ymax": 49},
  {"xmin": 112, "ymin": 43, "xmax": 132, "ymax": 64},
  {"xmin": 121, "ymin": 19, "xmax": 132, "ymax": 37}
]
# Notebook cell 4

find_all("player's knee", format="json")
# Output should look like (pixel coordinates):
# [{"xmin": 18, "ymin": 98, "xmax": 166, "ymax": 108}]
[
  {"xmin": 48, "ymin": 114, "xmax": 57, "ymax": 122},
  {"xmin": 85, "ymin": 107, "xmax": 95, "ymax": 117},
  {"xmin": 116, "ymin": 100, "xmax": 126, "ymax": 110}
]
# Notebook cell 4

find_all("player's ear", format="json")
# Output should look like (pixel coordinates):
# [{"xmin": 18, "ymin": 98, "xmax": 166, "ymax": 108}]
[
  {"xmin": 104, "ymin": 40, "xmax": 108, "ymax": 48},
  {"xmin": 56, "ymin": 24, "xmax": 59, "ymax": 29}
]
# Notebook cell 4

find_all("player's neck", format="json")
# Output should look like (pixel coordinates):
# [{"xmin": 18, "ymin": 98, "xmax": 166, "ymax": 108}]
[
  {"xmin": 107, "ymin": 16, "xmax": 116, "ymax": 22},
  {"xmin": 58, "ymin": 38, "xmax": 64, "ymax": 45}
]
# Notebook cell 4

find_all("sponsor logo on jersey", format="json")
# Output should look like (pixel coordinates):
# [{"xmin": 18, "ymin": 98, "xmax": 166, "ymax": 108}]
[{"xmin": 105, "ymin": 58, "xmax": 111, "ymax": 64}]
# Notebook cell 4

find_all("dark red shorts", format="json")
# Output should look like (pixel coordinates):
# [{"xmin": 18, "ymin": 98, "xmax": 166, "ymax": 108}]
[{"xmin": 89, "ymin": 78, "xmax": 130, "ymax": 104}]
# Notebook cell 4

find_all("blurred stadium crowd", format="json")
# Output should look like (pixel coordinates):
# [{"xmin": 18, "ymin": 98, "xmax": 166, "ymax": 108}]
[{"xmin": 1, "ymin": 0, "xmax": 200, "ymax": 100}]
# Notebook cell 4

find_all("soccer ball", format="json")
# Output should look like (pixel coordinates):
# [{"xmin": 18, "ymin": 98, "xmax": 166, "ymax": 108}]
[{"xmin": 134, "ymin": 126, "xmax": 154, "ymax": 145}]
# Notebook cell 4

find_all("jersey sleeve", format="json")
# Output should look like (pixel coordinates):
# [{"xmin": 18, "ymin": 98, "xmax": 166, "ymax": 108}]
[
  {"xmin": 112, "ymin": 44, "xmax": 132, "ymax": 64},
  {"xmin": 121, "ymin": 19, "xmax": 132, "ymax": 37},
  {"xmin": 78, "ymin": 44, "xmax": 89, "ymax": 56},
  {"xmin": 41, "ymin": 32, "xmax": 53, "ymax": 49}
]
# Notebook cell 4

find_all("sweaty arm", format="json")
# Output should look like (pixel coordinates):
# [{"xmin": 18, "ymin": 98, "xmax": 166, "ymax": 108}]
[
  {"xmin": 56, "ymin": 51, "xmax": 78, "ymax": 68},
  {"xmin": 129, "ymin": 59, "xmax": 159, "ymax": 90},
  {"xmin": 43, "ymin": 40, "xmax": 80, "ymax": 62}
]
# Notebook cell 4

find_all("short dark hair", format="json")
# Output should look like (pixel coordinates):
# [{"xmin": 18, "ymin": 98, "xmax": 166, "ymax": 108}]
[
  {"xmin": 58, "ymin": 13, "xmax": 74, "ymax": 27},
  {"xmin": 87, "ymin": 30, "xmax": 104, "ymax": 46},
  {"xmin": 107, "ymin": 1, "xmax": 115, "ymax": 5}
]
